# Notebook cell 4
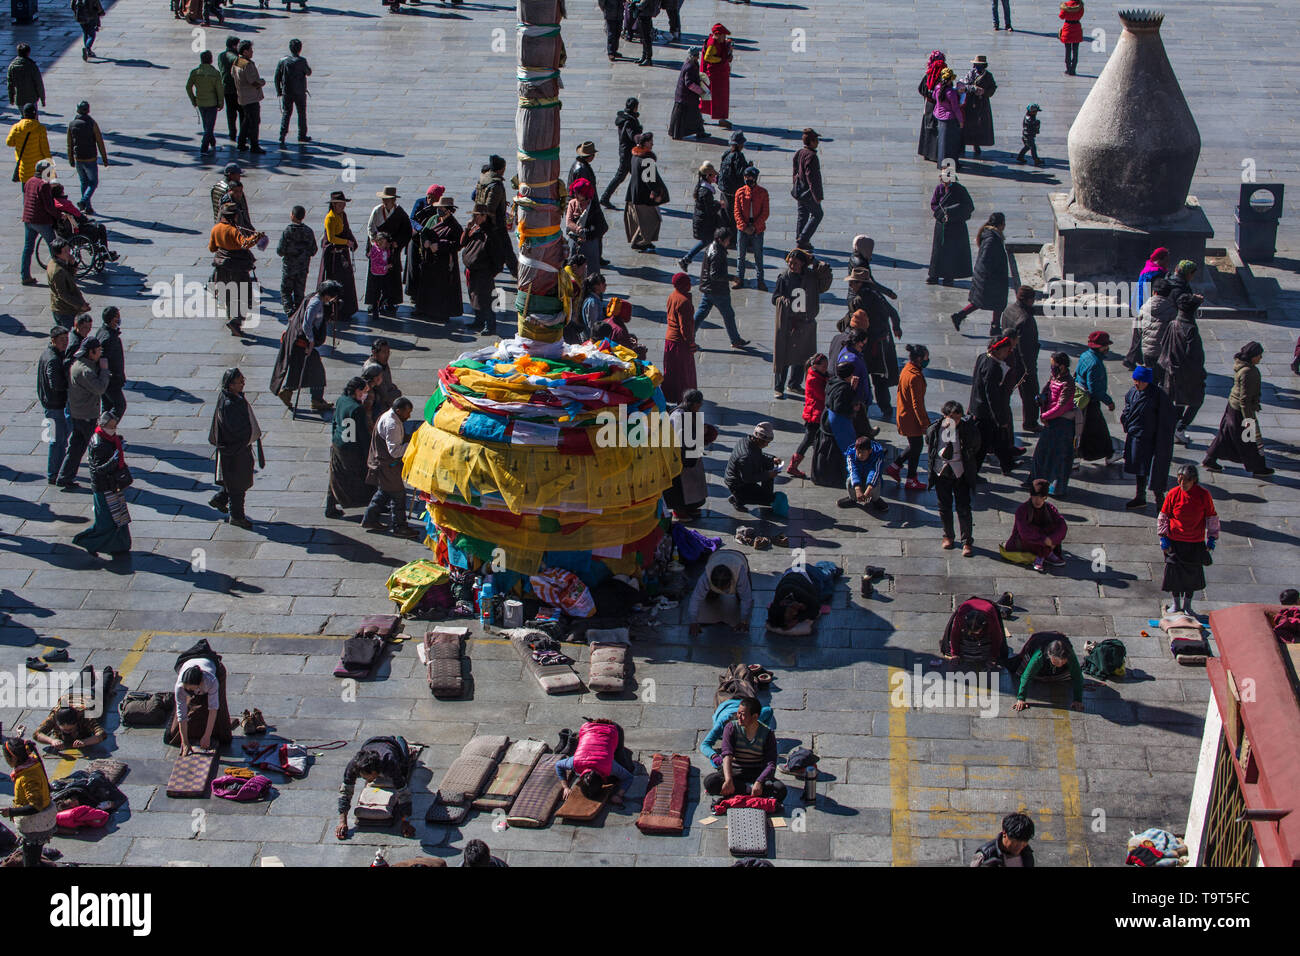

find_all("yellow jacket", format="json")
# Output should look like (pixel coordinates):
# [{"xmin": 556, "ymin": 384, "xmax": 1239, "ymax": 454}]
[
  {"xmin": 10, "ymin": 756, "xmax": 51, "ymax": 813},
  {"xmin": 6, "ymin": 118, "xmax": 52, "ymax": 183}
]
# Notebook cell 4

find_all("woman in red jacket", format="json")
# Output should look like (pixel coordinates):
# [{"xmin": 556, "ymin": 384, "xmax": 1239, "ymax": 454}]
[
  {"xmin": 1158, "ymin": 464, "xmax": 1219, "ymax": 617},
  {"xmin": 1059, "ymin": 0, "xmax": 1085, "ymax": 76},
  {"xmin": 896, "ymin": 344, "xmax": 931, "ymax": 491},
  {"xmin": 787, "ymin": 352, "xmax": 827, "ymax": 478}
]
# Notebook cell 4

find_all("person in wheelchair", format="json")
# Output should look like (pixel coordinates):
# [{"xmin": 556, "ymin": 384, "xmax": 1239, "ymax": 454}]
[{"xmin": 49, "ymin": 182, "xmax": 116, "ymax": 262}]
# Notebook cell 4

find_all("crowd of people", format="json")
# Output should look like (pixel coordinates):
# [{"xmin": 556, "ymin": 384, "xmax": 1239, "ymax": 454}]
[{"xmin": 3, "ymin": 0, "xmax": 1286, "ymax": 869}]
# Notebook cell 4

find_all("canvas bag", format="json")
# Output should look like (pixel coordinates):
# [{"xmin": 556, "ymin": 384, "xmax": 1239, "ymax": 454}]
[
  {"xmin": 248, "ymin": 742, "xmax": 310, "ymax": 778},
  {"xmin": 354, "ymin": 783, "xmax": 397, "ymax": 823}
]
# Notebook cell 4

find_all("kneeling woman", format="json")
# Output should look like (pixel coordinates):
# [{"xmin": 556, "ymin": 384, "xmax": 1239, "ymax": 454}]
[
  {"xmin": 1008, "ymin": 633, "xmax": 1084, "ymax": 712},
  {"xmin": 1003, "ymin": 478, "xmax": 1067, "ymax": 574},
  {"xmin": 73, "ymin": 411, "xmax": 132, "ymax": 558},
  {"xmin": 767, "ymin": 561, "xmax": 842, "ymax": 632},
  {"xmin": 169, "ymin": 653, "xmax": 234, "ymax": 755}
]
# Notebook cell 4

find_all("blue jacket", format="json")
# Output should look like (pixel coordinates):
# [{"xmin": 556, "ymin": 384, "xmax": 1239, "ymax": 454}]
[
  {"xmin": 836, "ymin": 346, "xmax": 870, "ymax": 405},
  {"xmin": 846, "ymin": 439, "xmax": 885, "ymax": 490},
  {"xmin": 700, "ymin": 699, "xmax": 776, "ymax": 766},
  {"xmin": 1075, "ymin": 347, "xmax": 1111, "ymax": 405}
]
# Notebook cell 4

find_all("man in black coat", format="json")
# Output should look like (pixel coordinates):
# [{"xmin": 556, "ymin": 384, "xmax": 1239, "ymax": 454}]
[
  {"xmin": 927, "ymin": 400, "xmax": 982, "ymax": 554},
  {"xmin": 600, "ymin": 99, "xmax": 641, "ymax": 209},
  {"xmin": 597, "ymin": 0, "xmax": 624, "ymax": 61},
  {"xmin": 274, "ymin": 38, "xmax": 312, "ymax": 146},
  {"xmin": 37, "ymin": 326, "xmax": 71, "ymax": 484},
  {"xmin": 998, "ymin": 286, "xmax": 1041, "ymax": 431},
  {"xmin": 717, "ymin": 131, "xmax": 748, "ymax": 242},
  {"xmin": 95, "ymin": 307, "xmax": 127, "ymax": 420},
  {"xmin": 969, "ymin": 338, "xmax": 1021, "ymax": 475},
  {"xmin": 971, "ymin": 813, "xmax": 1036, "ymax": 867},
  {"xmin": 792, "ymin": 128, "xmax": 824, "ymax": 250}
]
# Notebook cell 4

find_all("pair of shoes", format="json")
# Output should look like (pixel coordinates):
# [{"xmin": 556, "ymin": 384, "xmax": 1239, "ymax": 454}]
[
  {"xmin": 228, "ymin": 516, "xmax": 254, "ymax": 530},
  {"xmin": 43, "ymin": 648, "xmax": 70, "ymax": 663},
  {"xmin": 324, "ymin": 506, "xmax": 344, "ymax": 519},
  {"xmin": 1201, "ymin": 459, "xmax": 1222, "ymax": 472},
  {"xmin": 1125, "ymin": 496, "xmax": 1147, "ymax": 510},
  {"xmin": 756, "ymin": 280, "xmax": 768, "ymax": 292},
  {"xmin": 240, "ymin": 708, "xmax": 268, "ymax": 734},
  {"xmin": 26, "ymin": 657, "xmax": 49, "ymax": 671}
]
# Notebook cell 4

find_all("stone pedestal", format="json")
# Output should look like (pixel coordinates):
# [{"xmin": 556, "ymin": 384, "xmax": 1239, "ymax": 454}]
[{"xmin": 1049, "ymin": 192, "xmax": 1214, "ymax": 282}]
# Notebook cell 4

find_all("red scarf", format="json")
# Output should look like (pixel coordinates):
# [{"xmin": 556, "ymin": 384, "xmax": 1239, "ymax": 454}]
[{"xmin": 95, "ymin": 426, "xmax": 126, "ymax": 471}]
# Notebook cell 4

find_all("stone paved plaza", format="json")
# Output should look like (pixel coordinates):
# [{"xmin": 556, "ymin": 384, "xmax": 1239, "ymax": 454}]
[{"xmin": 1, "ymin": 0, "xmax": 1297, "ymax": 866}]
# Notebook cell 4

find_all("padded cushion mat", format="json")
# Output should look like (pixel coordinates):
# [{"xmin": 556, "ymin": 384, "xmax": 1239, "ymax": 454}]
[
  {"xmin": 727, "ymin": 806, "xmax": 768, "ymax": 856},
  {"xmin": 636, "ymin": 752, "xmax": 690, "ymax": 835},
  {"xmin": 587, "ymin": 642, "xmax": 631, "ymax": 694},
  {"xmin": 506, "ymin": 754, "xmax": 566, "ymax": 828},
  {"xmin": 166, "ymin": 748, "xmax": 218, "ymax": 798}
]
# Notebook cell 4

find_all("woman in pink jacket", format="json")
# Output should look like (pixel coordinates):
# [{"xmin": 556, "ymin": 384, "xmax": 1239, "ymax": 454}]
[{"xmin": 1028, "ymin": 351, "xmax": 1078, "ymax": 496}]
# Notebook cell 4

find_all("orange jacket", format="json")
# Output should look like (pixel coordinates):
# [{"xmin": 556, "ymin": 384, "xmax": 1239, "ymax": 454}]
[
  {"xmin": 733, "ymin": 184, "xmax": 769, "ymax": 234},
  {"xmin": 896, "ymin": 360, "xmax": 929, "ymax": 437}
]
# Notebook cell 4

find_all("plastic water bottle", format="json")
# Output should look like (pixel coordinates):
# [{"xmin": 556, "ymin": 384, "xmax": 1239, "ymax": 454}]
[{"xmin": 479, "ymin": 578, "xmax": 494, "ymax": 629}]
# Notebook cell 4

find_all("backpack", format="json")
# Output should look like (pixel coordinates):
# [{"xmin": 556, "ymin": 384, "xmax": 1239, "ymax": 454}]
[
  {"xmin": 782, "ymin": 747, "xmax": 819, "ymax": 777},
  {"xmin": 334, "ymin": 628, "xmax": 385, "ymax": 678},
  {"xmin": 119, "ymin": 690, "xmax": 175, "ymax": 727},
  {"xmin": 248, "ymin": 742, "xmax": 310, "ymax": 778},
  {"xmin": 1082, "ymin": 638, "xmax": 1127, "ymax": 679},
  {"xmin": 940, "ymin": 597, "xmax": 1008, "ymax": 666},
  {"xmin": 354, "ymin": 783, "xmax": 397, "ymax": 823}
]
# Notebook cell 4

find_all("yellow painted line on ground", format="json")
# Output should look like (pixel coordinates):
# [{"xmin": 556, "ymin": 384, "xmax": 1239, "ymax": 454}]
[
  {"xmin": 887, "ymin": 664, "xmax": 913, "ymax": 866},
  {"xmin": 1050, "ymin": 708, "xmax": 1088, "ymax": 866},
  {"xmin": 53, "ymin": 631, "xmax": 155, "ymax": 780}
]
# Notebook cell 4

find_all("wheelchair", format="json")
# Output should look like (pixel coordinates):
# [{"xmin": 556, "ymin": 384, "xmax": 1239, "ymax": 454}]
[{"xmin": 34, "ymin": 218, "xmax": 116, "ymax": 278}]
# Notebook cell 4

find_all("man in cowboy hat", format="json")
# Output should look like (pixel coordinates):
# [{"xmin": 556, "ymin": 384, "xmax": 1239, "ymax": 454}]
[
  {"xmin": 568, "ymin": 142, "xmax": 608, "ymax": 265},
  {"xmin": 961, "ymin": 55, "xmax": 997, "ymax": 159},
  {"xmin": 211, "ymin": 162, "xmax": 250, "ymax": 226},
  {"xmin": 366, "ymin": 186, "xmax": 412, "ymax": 316},
  {"xmin": 274, "ymin": 38, "xmax": 312, "ymax": 146}
]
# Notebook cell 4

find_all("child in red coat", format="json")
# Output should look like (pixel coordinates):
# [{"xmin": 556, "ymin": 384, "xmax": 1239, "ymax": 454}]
[
  {"xmin": 788, "ymin": 353, "xmax": 827, "ymax": 478},
  {"xmin": 1059, "ymin": 0, "xmax": 1085, "ymax": 75}
]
